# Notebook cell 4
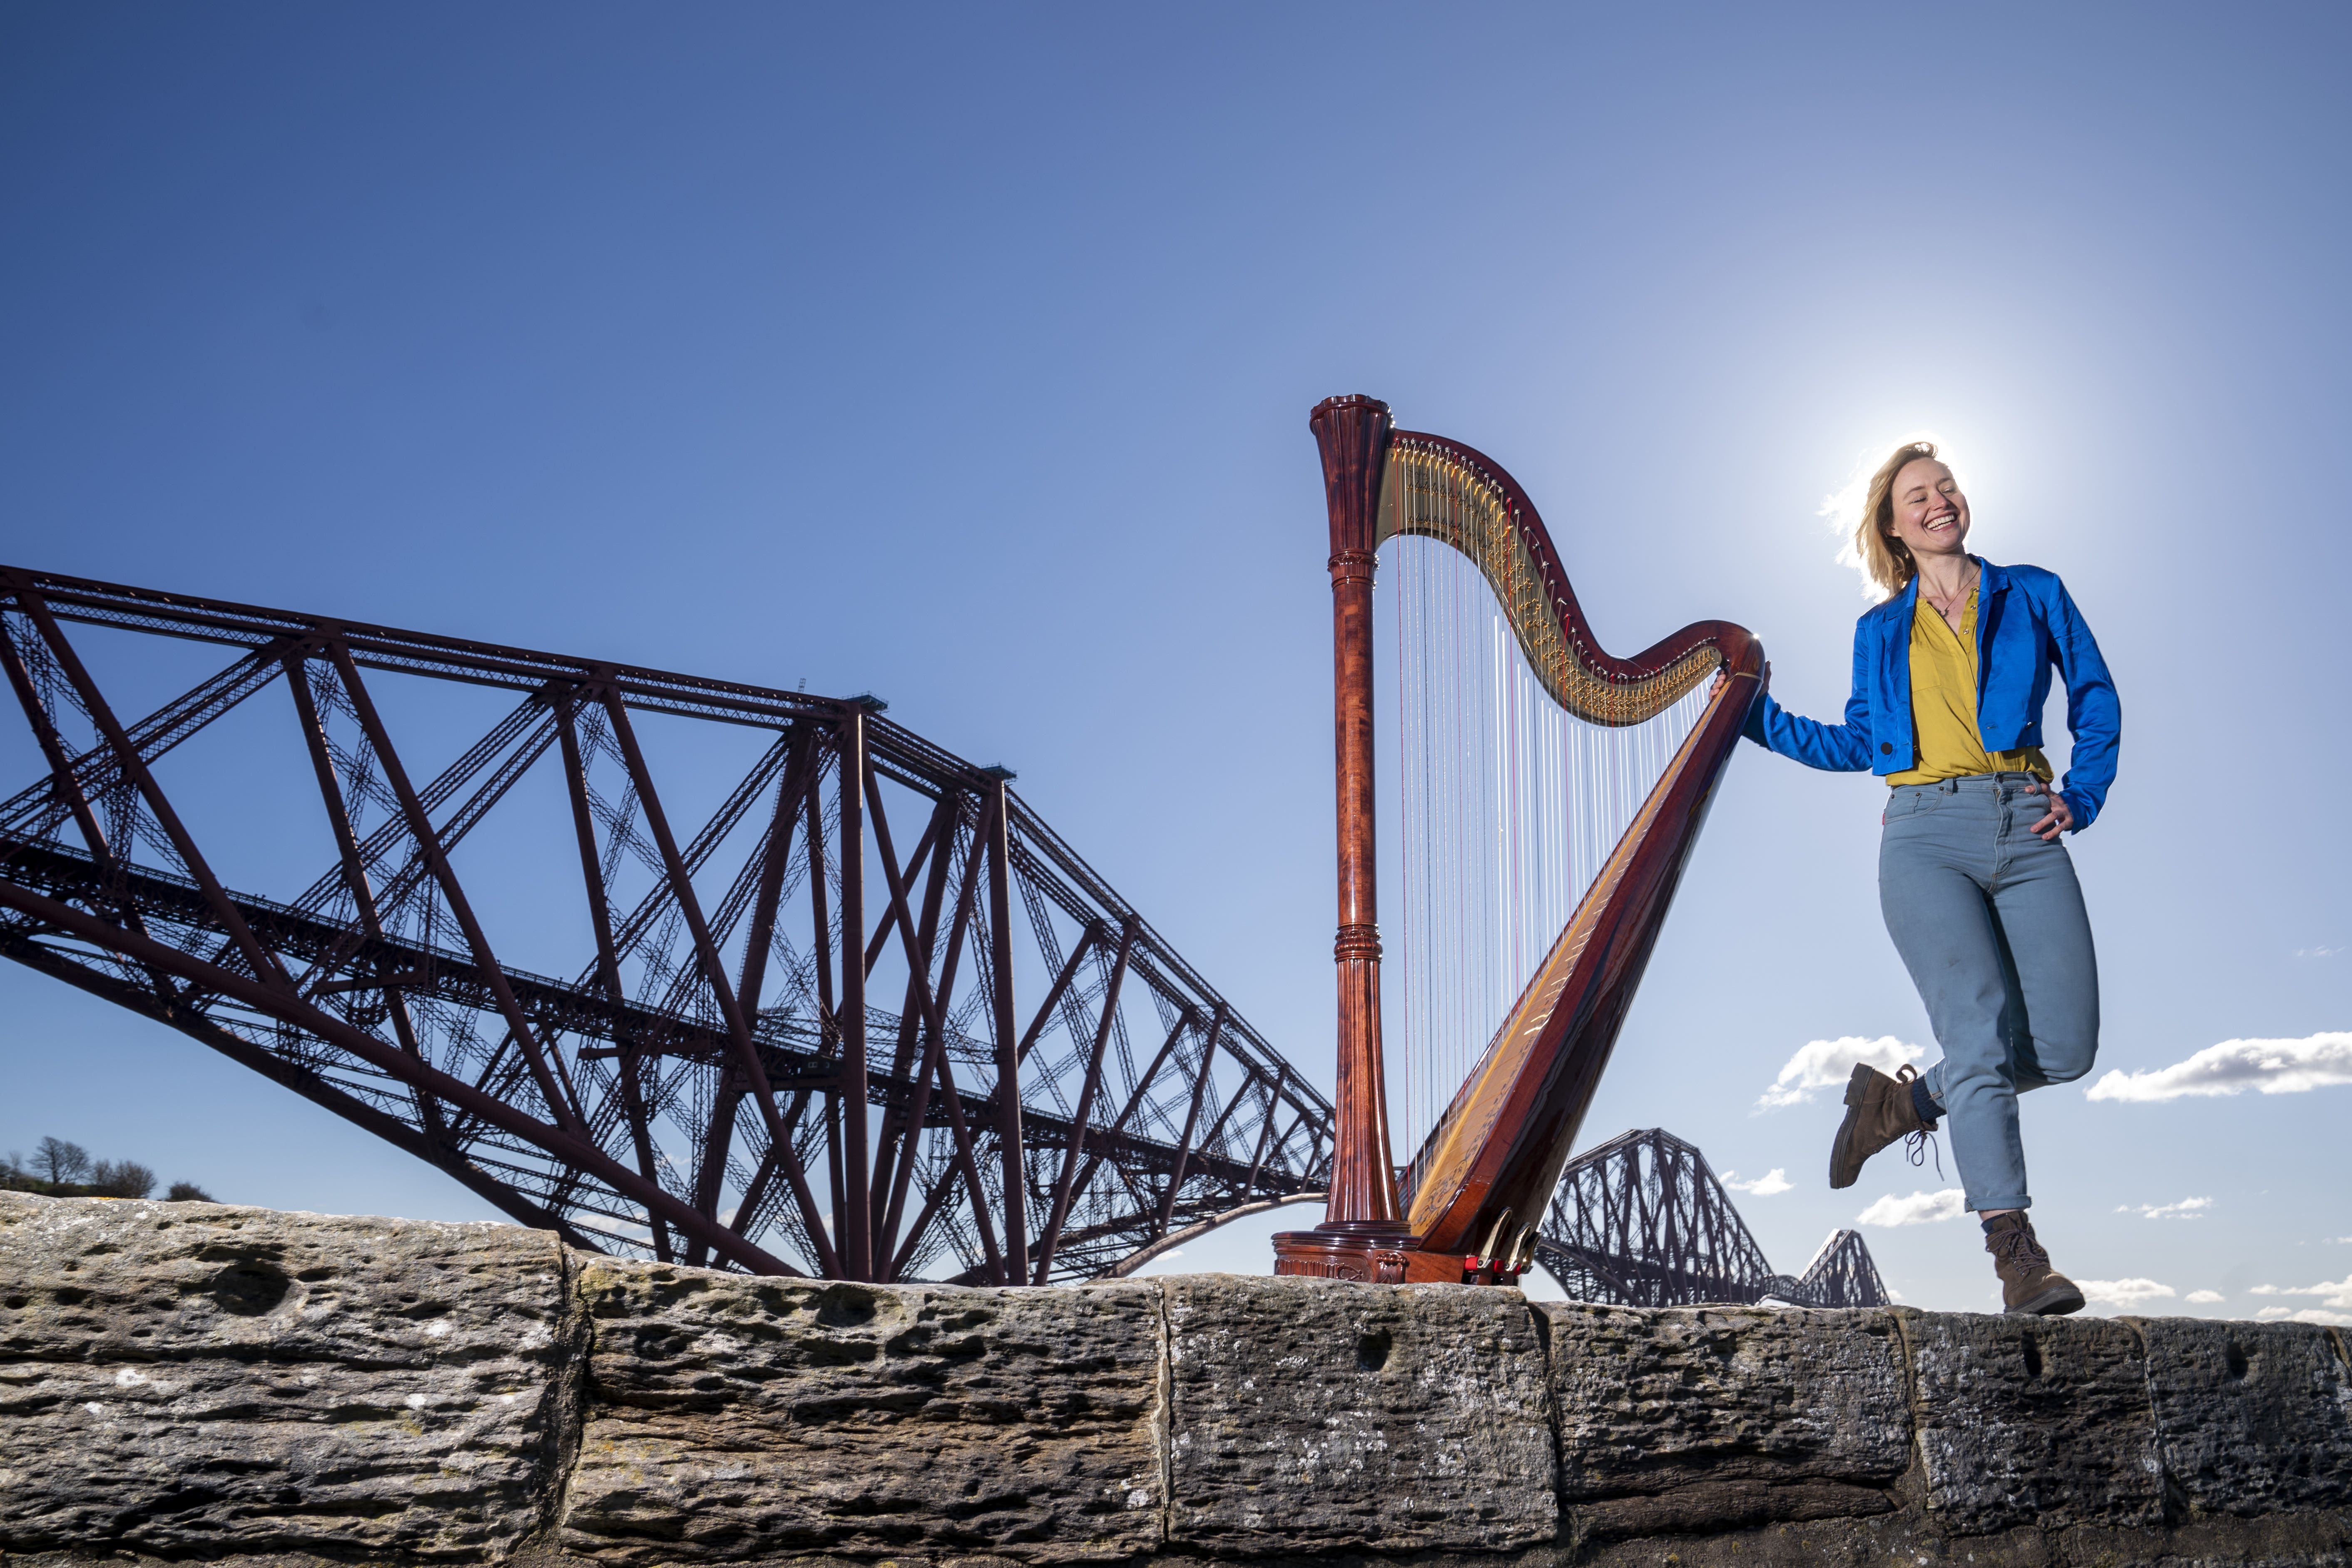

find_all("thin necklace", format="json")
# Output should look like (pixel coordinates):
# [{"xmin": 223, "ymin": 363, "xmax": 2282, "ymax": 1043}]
[{"xmin": 1921, "ymin": 561, "xmax": 1977, "ymax": 622}]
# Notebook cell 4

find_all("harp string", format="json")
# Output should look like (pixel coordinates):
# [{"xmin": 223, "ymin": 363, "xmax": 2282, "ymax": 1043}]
[{"xmin": 1381, "ymin": 534, "xmax": 1712, "ymax": 1163}]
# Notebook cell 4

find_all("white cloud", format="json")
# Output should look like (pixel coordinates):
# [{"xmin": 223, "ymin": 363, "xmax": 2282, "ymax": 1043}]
[
  {"xmin": 2086, "ymin": 1033, "xmax": 2352, "ymax": 1103},
  {"xmin": 2257, "ymin": 1306, "xmax": 2352, "ymax": 1326},
  {"xmin": 1758, "ymin": 1035, "xmax": 1924, "ymax": 1110},
  {"xmin": 2186, "ymin": 1289, "xmax": 2225, "ymax": 1304},
  {"xmin": 1720, "ymin": 1168, "xmax": 1792, "ymax": 1196},
  {"xmin": 2245, "ymin": 1274, "xmax": 2352, "ymax": 1310},
  {"xmin": 2077, "ymin": 1278, "xmax": 2176, "ymax": 1307},
  {"xmin": 2294, "ymin": 946, "xmax": 2340, "ymax": 959},
  {"xmin": 1857, "ymin": 1188, "xmax": 1967, "ymax": 1227},
  {"xmin": 2111, "ymin": 1197, "xmax": 2215, "ymax": 1221}
]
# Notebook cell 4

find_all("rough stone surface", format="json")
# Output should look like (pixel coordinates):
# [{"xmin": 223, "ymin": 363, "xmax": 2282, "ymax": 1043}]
[
  {"xmin": 1566, "ymin": 1507, "xmax": 2352, "ymax": 1566},
  {"xmin": 1540, "ymin": 1302, "xmax": 1909, "ymax": 1538},
  {"xmin": 1163, "ymin": 1275, "xmax": 1556, "ymax": 1553},
  {"xmin": 2142, "ymin": 1316, "xmax": 2352, "ymax": 1518},
  {"xmin": 0, "ymin": 1192, "xmax": 576, "ymax": 1560},
  {"xmin": 6, "ymin": 1192, "xmax": 2352, "ymax": 1567},
  {"xmin": 1906, "ymin": 1307, "xmax": 2165, "ymax": 1535},
  {"xmin": 559, "ymin": 1259, "xmax": 1163, "ymax": 1563}
]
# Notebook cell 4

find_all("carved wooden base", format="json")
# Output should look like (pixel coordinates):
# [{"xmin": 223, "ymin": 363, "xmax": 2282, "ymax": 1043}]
[{"xmin": 1271, "ymin": 1226, "xmax": 1529, "ymax": 1287}]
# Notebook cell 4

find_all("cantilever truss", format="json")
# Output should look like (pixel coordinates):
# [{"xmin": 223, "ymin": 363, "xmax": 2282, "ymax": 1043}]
[
  {"xmin": 0, "ymin": 566, "xmax": 1333, "ymax": 1282},
  {"xmin": 1535, "ymin": 1127, "xmax": 1889, "ymax": 1309}
]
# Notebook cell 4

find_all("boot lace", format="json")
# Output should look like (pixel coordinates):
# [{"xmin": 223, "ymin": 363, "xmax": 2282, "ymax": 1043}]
[
  {"xmin": 1893, "ymin": 1065, "xmax": 1945, "ymax": 1180},
  {"xmin": 1989, "ymin": 1220, "xmax": 2051, "ymax": 1271}
]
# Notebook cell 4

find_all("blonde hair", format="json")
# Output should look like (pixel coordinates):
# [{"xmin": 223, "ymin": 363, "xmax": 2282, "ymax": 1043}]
[{"xmin": 1853, "ymin": 441, "xmax": 1945, "ymax": 600}]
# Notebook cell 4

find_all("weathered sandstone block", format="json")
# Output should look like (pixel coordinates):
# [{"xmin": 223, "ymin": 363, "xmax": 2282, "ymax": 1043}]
[
  {"xmin": 1906, "ymin": 1308, "xmax": 2163, "ymax": 1534},
  {"xmin": 2140, "ymin": 1316, "xmax": 2352, "ymax": 1516},
  {"xmin": 1540, "ymin": 1302, "xmax": 1910, "ymax": 1538},
  {"xmin": 0, "ymin": 1192, "xmax": 575, "ymax": 1559},
  {"xmin": 559, "ymin": 1260, "xmax": 1163, "ymax": 1563},
  {"xmin": 1163, "ymin": 1275, "xmax": 1555, "ymax": 1553}
]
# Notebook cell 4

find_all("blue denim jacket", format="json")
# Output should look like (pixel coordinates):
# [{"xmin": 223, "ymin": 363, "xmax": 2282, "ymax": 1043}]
[{"xmin": 1741, "ymin": 559, "xmax": 2120, "ymax": 829}]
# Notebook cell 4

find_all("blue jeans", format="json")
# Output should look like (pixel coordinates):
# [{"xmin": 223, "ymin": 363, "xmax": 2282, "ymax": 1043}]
[{"xmin": 1878, "ymin": 773, "xmax": 2100, "ymax": 1212}]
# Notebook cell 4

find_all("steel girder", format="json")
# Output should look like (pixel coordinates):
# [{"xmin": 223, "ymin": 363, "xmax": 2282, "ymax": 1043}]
[
  {"xmin": 1534, "ymin": 1126, "xmax": 1890, "ymax": 1309},
  {"xmin": 0, "ymin": 565, "xmax": 1333, "ymax": 1282}
]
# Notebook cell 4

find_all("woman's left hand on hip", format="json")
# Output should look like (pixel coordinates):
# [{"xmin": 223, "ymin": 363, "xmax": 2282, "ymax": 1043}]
[{"xmin": 2023, "ymin": 780, "xmax": 2073, "ymax": 839}]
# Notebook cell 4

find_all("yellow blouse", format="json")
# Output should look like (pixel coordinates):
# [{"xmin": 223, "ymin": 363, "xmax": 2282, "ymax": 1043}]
[{"xmin": 1887, "ymin": 585, "xmax": 2052, "ymax": 787}]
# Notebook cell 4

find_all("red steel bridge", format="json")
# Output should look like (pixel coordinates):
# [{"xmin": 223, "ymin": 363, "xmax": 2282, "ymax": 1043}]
[
  {"xmin": 0, "ymin": 566, "xmax": 1336, "ymax": 1282},
  {"xmin": 0, "ymin": 566, "xmax": 1889, "ymax": 1302}
]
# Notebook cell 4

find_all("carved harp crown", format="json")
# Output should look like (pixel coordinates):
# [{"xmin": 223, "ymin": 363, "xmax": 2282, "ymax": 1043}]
[{"xmin": 1273, "ymin": 395, "xmax": 1764, "ymax": 1287}]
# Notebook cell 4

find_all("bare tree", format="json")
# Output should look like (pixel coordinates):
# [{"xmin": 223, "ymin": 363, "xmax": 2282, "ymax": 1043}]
[
  {"xmin": 90, "ymin": 1160, "xmax": 157, "ymax": 1199},
  {"xmin": 165, "ymin": 1181, "xmax": 216, "ymax": 1203},
  {"xmin": 35, "ymin": 1137, "xmax": 90, "ymax": 1186}
]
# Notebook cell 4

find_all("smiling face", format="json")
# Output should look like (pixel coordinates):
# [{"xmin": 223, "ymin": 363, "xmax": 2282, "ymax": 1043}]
[{"xmin": 1882, "ymin": 457, "xmax": 1970, "ymax": 562}]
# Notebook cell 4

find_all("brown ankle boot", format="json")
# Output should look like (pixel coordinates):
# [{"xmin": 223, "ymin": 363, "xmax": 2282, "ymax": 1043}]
[
  {"xmin": 1828, "ymin": 1063, "xmax": 1934, "ymax": 1190},
  {"xmin": 1984, "ymin": 1212, "xmax": 2086, "ymax": 1316}
]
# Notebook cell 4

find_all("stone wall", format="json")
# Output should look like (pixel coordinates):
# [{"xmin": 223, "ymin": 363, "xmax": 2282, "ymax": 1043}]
[{"xmin": 3, "ymin": 1192, "xmax": 2347, "ymax": 1567}]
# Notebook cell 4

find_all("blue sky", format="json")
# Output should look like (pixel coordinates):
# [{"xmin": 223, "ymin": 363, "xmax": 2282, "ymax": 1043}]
[{"xmin": 2, "ymin": 3, "xmax": 2346, "ymax": 1317}]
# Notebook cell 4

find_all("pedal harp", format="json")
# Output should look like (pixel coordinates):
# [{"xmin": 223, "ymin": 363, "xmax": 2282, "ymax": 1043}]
[{"xmin": 1272, "ymin": 396, "xmax": 1763, "ymax": 1286}]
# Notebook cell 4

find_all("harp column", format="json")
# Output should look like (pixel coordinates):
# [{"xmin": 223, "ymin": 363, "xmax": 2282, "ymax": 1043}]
[{"xmin": 1273, "ymin": 394, "xmax": 1420, "ymax": 1284}]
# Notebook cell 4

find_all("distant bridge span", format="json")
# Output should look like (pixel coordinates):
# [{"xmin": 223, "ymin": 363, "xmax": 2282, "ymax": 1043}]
[
  {"xmin": 0, "ymin": 566, "xmax": 1334, "ymax": 1283},
  {"xmin": 1537, "ymin": 1127, "xmax": 1891, "ymax": 1309}
]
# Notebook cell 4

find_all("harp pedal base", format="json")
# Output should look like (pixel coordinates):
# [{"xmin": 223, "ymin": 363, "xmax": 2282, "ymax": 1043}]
[{"xmin": 1272, "ymin": 1228, "xmax": 1526, "ymax": 1287}]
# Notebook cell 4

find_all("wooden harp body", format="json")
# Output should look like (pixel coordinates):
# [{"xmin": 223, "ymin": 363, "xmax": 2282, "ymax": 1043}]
[{"xmin": 1273, "ymin": 396, "xmax": 1763, "ymax": 1287}]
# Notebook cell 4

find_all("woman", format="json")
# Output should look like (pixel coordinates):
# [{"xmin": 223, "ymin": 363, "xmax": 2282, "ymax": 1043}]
[{"xmin": 1743, "ymin": 441, "xmax": 2118, "ymax": 1316}]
